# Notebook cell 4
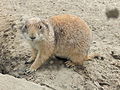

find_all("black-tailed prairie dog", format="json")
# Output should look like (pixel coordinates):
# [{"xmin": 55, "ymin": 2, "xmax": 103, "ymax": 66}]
[{"xmin": 21, "ymin": 14, "xmax": 95, "ymax": 72}]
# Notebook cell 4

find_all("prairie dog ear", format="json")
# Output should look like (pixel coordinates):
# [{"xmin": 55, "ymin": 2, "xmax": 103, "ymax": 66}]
[
  {"xmin": 19, "ymin": 23, "xmax": 27, "ymax": 33},
  {"xmin": 19, "ymin": 18, "xmax": 28, "ymax": 32},
  {"xmin": 41, "ymin": 19, "xmax": 50, "ymax": 29}
]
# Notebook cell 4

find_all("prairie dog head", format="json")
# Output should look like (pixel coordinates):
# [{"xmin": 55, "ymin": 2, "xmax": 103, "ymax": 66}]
[{"xmin": 21, "ymin": 17, "xmax": 50, "ymax": 42}]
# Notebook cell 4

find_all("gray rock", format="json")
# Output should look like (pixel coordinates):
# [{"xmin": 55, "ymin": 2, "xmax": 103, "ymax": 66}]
[{"xmin": 0, "ymin": 73, "xmax": 52, "ymax": 90}]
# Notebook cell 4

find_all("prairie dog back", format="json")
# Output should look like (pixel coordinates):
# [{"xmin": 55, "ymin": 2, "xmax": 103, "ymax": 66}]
[{"xmin": 49, "ymin": 14, "xmax": 92, "ymax": 60}]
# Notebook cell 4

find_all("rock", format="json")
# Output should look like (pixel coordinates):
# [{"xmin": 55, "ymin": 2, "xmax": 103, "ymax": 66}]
[{"xmin": 0, "ymin": 73, "xmax": 52, "ymax": 90}]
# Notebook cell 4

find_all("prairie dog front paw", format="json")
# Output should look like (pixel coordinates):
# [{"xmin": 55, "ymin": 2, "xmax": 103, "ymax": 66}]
[
  {"xmin": 25, "ymin": 57, "xmax": 35, "ymax": 64},
  {"xmin": 25, "ymin": 67, "xmax": 37, "ymax": 74}
]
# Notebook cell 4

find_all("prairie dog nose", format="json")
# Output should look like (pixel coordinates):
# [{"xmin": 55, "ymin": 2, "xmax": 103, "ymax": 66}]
[{"xmin": 30, "ymin": 36, "xmax": 36, "ymax": 40}]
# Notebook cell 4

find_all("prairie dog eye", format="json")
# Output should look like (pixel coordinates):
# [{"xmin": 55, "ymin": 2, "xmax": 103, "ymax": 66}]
[
  {"xmin": 24, "ymin": 25, "xmax": 27, "ymax": 29},
  {"xmin": 38, "ymin": 25, "xmax": 42, "ymax": 29}
]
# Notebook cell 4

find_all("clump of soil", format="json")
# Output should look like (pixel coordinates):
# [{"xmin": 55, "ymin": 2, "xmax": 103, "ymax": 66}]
[{"xmin": 105, "ymin": 8, "xmax": 119, "ymax": 19}]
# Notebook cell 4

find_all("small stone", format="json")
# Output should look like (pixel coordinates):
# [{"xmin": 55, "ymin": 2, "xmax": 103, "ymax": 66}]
[
  {"xmin": 12, "ymin": 72, "xmax": 20, "ymax": 78},
  {"xmin": 49, "ymin": 60, "xmax": 54, "ymax": 64}
]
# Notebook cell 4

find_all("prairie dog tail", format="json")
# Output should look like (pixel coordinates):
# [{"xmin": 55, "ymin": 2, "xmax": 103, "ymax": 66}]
[{"xmin": 86, "ymin": 53, "xmax": 100, "ymax": 60}]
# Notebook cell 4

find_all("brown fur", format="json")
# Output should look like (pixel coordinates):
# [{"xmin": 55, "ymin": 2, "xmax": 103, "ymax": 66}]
[{"xmin": 21, "ymin": 14, "xmax": 94, "ymax": 72}]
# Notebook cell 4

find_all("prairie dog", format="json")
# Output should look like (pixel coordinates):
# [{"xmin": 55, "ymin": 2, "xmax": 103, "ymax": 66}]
[{"xmin": 21, "ymin": 14, "xmax": 93, "ymax": 72}]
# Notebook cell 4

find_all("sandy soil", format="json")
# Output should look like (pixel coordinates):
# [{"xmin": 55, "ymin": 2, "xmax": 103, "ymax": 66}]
[{"xmin": 0, "ymin": 0, "xmax": 120, "ymax": 90}]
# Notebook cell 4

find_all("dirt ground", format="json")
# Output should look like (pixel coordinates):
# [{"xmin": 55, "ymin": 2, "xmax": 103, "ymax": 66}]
[{"xmin": 0, "ymin": 0, "xmax": 120, "ymax": 90}]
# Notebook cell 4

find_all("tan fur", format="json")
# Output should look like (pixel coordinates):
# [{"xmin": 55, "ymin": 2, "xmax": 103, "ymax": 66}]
[{"xmin": 21, "ymin": 14, "xmax": 94, "ymax": 72}]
